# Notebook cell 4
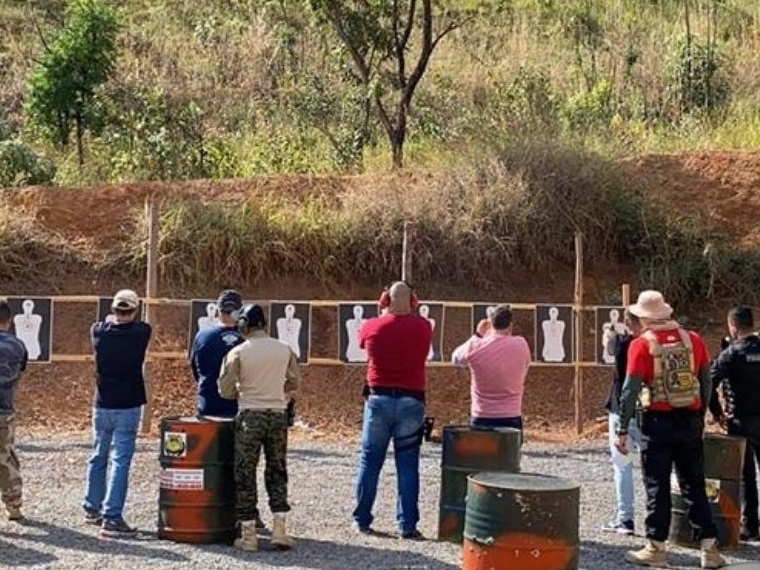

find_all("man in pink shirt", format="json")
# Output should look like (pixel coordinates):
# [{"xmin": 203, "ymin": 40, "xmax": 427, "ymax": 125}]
[{"xmin": 452, "ymin": 305, "xmax": 531, "ymax": 434}]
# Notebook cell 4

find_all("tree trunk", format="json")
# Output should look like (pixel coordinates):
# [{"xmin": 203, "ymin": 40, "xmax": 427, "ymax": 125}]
[
  {"xmin": 75, "ymin": 109, "xmax": 84, "ymax": 167},
  {"xmin": 391, "ymin": 107, "xmax": 408, "ymax": 170}
]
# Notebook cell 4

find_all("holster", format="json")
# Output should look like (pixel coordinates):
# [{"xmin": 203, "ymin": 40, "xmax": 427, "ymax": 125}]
[{"xmin": 286, "ymin": 400, "xmax": 296, "ymax": 427}]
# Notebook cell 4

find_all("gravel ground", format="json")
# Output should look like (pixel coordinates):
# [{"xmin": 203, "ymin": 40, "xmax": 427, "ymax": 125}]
[{"xmin": 1, "ymin": 432, "xmax": 758, "ymax": 570}]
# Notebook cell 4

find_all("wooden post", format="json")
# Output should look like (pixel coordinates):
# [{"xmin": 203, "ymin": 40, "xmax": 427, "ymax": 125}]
[
  {"xmin": 574, "ymin": 232, "xmax": 584, "ymax": 436},
  {"xmin": 140, "ymin": 195, "xmax": 160, "ymax": 434},
  {"xmin": 401, "ymin": 221, "xmax": 415, "ymax": 283},
  {"xmin": 622, "ymin": 283, "xmax": 631, "ymax": 306}
]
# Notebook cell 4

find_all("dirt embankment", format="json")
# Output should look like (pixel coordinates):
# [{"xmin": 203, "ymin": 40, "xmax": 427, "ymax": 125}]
[{"xmin": 4, "ymin": 150, "xmax": 760, "ymax": 441}]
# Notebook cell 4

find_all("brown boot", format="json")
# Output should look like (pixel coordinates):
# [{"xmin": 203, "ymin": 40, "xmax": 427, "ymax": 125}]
[
  {"xmin": 270, "ymin": 513, "xmax": 293, "ymax": 550},
  {"xmin": 234, "ymin": 521, "xmax": 258, "ymax": 551},
  {"xmin": 624, "ymin": 539, "xmax": 669, "ymax": 567},
  {"xmin": 6, "ymin": 506, "xmax": 22, "ymax": 521},
  {"xmin": 699, "ymin": 538, "xmax": 725, "ymax": 569}
]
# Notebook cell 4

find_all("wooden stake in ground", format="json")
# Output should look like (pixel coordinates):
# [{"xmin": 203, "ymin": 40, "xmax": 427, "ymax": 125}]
[
  {"xmin": 574, "ymin": 232, "xmax": 584, "ymax": 436},
  {"xmin": 401, "ymin": 221, "xmax": 415, "ymax": 283},
  {"xmin": 141, "ymin": 195, "xmax": 160, "ymax": 435},
  {"xmin": 622, "ymin": 283, "xmax": 631, "ymax": 306}
]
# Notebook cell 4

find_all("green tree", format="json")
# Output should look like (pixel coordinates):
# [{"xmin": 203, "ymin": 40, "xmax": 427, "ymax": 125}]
[
  {"xmin": 309, "ymin": 0, "xmax": 476, "ymax": 169},
  {"xmin": 25, "ymin": 0, "xmax": 120, "ymax": 166}
]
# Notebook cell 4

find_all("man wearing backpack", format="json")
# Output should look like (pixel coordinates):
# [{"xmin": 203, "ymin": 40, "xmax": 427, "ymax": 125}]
[{"xmin": 615, "ymin": 290, "xmax": 725, "ymax": 569}]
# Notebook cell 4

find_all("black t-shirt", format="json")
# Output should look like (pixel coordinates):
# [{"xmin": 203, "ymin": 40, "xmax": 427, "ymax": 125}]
[
  {"xmin": 605, "ymin": 333, "xmax": 633, "ymax": 414},
  {"xmin": 91, "ymin": 320, "xmax": 152, "ymax": 409}
]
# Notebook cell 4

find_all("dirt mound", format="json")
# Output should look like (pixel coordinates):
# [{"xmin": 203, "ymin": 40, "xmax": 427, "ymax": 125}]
[
  {"xmin": 4, "ymin": 150, "xmax": 758, "ymax": 439},
  {"xmin": 626, "ymin": 150, "xmax": 760, "ymax": 248}
]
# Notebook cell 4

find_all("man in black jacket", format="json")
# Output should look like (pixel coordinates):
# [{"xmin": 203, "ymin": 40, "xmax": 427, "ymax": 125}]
[
  {"xmin": 601, "ymin": 308, "xmax": 642, "ymax": 535},
  {"xmin": 710, "ymin": 306, "xmax": 760, "ymax": 542},
  {"xmin": 83, "ymin": 289, "xmax": 151, "ymax": 538}
]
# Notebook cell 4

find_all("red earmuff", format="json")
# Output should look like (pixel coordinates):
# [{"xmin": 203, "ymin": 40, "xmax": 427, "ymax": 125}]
[{"xmin": 379, "ymin": 281, "xmax": 418, "ymax": 310}]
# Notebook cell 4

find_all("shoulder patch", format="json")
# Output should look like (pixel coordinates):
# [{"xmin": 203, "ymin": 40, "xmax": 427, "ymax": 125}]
[{"xmin": 221, "ymin": 332, "xmax": 240, "ymax": 346}]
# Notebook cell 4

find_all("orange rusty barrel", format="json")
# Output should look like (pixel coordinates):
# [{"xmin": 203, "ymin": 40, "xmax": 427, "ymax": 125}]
[
  {"xmin": 463, "ymin": 472, "xmax": 580, "ymax": 570},
  {"xmin": 157, "ymin": 416, "xmax": 236, "ymax": 544},
  {"xmin": 438, "ymin": 425, "xmax": 521, "ymax": 544},
  {"xmin": 670, "ymin": 433, "xmax": 746, "ymax": 549}
]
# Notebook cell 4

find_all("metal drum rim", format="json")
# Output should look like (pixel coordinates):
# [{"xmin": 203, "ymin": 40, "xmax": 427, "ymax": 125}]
[{"xmin": 468, "ymin": 471, "xmax": 580, "ymax": 492}]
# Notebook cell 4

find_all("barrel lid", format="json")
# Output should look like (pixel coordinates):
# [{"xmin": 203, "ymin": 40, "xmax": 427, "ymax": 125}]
[
  {"xmin": 469, "ymin": 471, "xmax": 579, "ymax": 492},
  {"xmin": 442, "ymin": 425, "xmax": 521, "ymax": 435},
  {"xmin": 162, "ymin": 416, "xmax": 234, "ymax": 424},
  {"xmin": 703, "ymin": 432, "xmax": 746, "ymax": 444}
]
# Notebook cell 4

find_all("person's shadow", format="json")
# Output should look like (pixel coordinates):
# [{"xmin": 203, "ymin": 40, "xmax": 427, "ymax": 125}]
[
  {"xmin": 4, "ymin": 519, "xmax": 188, "ymax": 563},
  {"xmin": 0, "ymin": 536, "xmax": 58, "ymax": 567},
  {"xmin": 214, "ymin": 535, "xmax": 459, "ymax": 569}
]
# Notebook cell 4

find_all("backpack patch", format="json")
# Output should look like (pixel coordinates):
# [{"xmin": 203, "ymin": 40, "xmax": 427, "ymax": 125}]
[{"xmin": 646, "ymin": 330, "xmax": 699, "ymax": 409}]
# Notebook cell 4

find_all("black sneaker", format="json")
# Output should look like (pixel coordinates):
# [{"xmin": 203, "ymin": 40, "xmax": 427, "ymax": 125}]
[
  {"xmin": 400, "ymin": 529, "xmax": 424, "ymax": 540},
  {"xmin": 83, "ymin": 508, "xmax": 102, "ymax": 526},
  {"xmin": 100, "ymin": 518, "xmax": 137, "ymax": 538}
]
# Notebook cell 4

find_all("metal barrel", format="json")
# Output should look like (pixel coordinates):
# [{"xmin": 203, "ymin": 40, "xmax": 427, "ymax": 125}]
[
  {"xmin": 157, "ymin": 416, "xmax": 236, "ymax": 544},
  {"xmin": 463, "ymin": 472, "xmax": 580, "ymax": 570},
  {"xmin": 670, "ymin": 433, "xmax": 746, "ymax": 549},
  {"xmin": 438, "ymin": 425, "xmax": 521, "ymax": 543}
]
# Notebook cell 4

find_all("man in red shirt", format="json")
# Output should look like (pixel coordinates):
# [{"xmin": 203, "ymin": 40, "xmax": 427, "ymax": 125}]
[
  {"xmin": 352, "ymin": 281, "xmax": 432, "ymax": 539},
  {"xmin": 615, "ymin": 290, "xmax": 724, "ymax": 569}
]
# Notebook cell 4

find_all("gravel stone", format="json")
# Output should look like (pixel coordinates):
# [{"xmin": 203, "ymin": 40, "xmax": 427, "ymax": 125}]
[{"xmin": 2, "ymin": 433, "xmax": 758, "ymax": 569}]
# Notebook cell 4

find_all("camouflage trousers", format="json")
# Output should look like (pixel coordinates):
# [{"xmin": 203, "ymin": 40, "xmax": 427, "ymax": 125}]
[
  {"xmin": 234, "ymin": 409, "xmax": 289, "ymax": 521},
  {"xmin": 0, "ymin": 415, "xmax": 22, "ymax": 508}
]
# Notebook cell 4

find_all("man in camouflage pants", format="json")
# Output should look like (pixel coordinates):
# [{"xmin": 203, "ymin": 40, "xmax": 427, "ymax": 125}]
[
  {"xmin": 219, "ymin": 304, "xmax": 300, "ymax": 551},
  {"xmin": 0, "ymin": 299, "xmax": 28, "ymax": 521}
]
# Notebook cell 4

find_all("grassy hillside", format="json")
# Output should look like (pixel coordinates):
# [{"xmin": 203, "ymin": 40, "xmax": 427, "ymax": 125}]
[{"xmin": 2, "ymin": 0, "xmax": 760, "ymax": 185}]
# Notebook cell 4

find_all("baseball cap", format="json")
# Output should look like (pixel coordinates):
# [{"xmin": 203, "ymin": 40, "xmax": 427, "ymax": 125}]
[
  {"xmin": 217, "ymin": 289, "xmax": 243, "ymax": 313},
  {"xmin": 111, "ymin": 289, "xmax": 139, "ymax": 310}
]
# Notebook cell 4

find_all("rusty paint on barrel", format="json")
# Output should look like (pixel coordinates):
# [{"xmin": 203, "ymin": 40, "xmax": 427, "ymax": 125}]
[
  {"xmin": 158, "ymin": 416, "xmax": 236, "ymax": 544},
  {"xmin": 670, "ymin": 433, "xmax": 745, "ymax": 550},
  {"xmin": 463, "ymin": 533, "xmax": 577, "ymax": 570},
  {"xmin": 463, "ymin": 472, "xmax": 580, "ymax": 570},
  {"xmin": 437, "ymin": 425, "xmax": 521, "ymax": 544}
]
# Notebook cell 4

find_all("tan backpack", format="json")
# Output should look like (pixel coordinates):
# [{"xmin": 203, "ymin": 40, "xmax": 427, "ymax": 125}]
[{"xmin": 641, "ymin": 329, "xmax": 699, "ymax": 409}]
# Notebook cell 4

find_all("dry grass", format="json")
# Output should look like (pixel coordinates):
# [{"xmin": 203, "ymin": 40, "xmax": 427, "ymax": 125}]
[{"xmin": 110, "ymin": 140, "xmax": 727, "ymax": 308}]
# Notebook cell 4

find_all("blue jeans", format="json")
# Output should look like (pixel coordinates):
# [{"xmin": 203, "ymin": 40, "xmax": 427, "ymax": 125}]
[
  {"xmin": 83, "ymin": 407, "xmax": 141, "ymax": 521},
  {"xmin": 353, "ymin": 395, "xmax": 425, "ymax": 534},
  {"xmin": 609, "ymin": 412, "xmax": 642, "ymax": 524}
]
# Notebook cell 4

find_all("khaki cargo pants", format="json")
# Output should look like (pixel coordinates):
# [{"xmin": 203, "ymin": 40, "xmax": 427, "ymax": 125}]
[{"xmin": 0, "ymin": 415, "xmax": 22, "ymax": 508}]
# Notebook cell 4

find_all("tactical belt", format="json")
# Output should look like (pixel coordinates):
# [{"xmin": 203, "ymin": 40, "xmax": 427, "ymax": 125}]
[{"xmin": 368, "ymin": 387, "xmax": 425, "ymax": 402}]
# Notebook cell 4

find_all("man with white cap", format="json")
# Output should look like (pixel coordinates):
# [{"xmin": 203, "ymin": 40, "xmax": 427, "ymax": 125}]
[
  {"xmin": 83, "ymin": 289, "xmax": 151, "ymax": 538},
  {"xmin": 615, "ymin": 290, "xmax": 725, "ymax": 568}
]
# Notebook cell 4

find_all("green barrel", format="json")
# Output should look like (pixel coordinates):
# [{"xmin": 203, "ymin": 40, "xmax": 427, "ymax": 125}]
[
  {"xmin": 463, "ymin": 472, "xmax": 580, "ymax": 570},
  {"xmin": 670, "ymin": 433, "xmax": 746, "ymax": 549},
  {"xmin": 437, "ymin": 425, "xmax": 521, "ymax": 543},
  {"xmin": 157, "ymin": 416, "xmax": 237, "ymax": 544}
]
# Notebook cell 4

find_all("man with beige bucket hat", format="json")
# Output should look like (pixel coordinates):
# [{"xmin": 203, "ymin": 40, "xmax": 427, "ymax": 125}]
[{"xmin": 615, "ymin": 290, "xmax": 725, "ymax": 568}]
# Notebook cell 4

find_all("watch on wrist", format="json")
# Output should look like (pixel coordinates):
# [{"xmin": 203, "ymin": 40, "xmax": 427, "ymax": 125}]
[{"xmin": 616, "ymin": 429, "xmax": 628, "ymax": 436}]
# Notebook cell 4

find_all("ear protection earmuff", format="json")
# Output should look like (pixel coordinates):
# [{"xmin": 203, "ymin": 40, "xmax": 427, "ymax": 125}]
[{"xmin": 378, "ymin": 281, "xmax": 420, "ymax": 309}]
